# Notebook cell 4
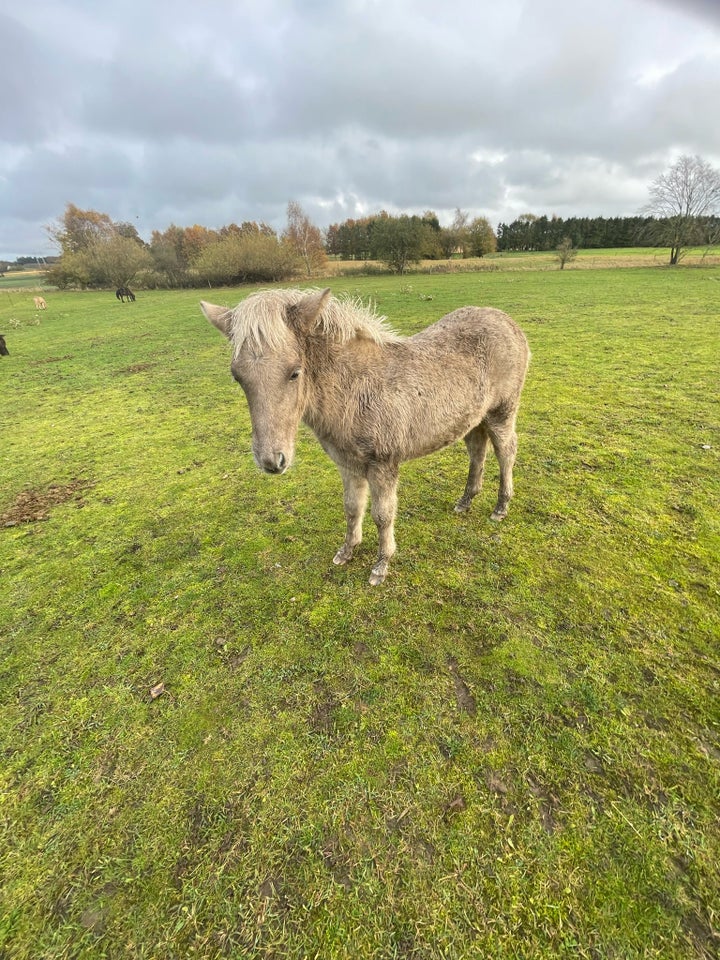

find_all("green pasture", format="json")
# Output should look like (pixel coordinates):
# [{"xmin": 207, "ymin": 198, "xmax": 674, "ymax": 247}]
[
  {"xmin": 324, "ymin": 246, "xmax": 720, "ymax": 277},
  {"xmin": 1, "ymin": 263, "xmax": 718, "ymax": 958},
  {"xmin": 0, "ymin": 269, "xmax": 52, "ymax": 292},
  {"xmin": 488, "ymin": 246, "xmax": 720, "ymax": 271}
]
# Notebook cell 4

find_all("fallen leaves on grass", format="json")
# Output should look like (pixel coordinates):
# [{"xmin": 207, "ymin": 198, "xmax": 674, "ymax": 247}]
[{"xmin": 1, "ymin": 479, "xmax": 93, "ymax": 526}]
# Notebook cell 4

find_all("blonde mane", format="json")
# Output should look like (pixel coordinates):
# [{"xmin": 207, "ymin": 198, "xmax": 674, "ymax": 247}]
[{"xmin": 229, "ymin": 288, "xmax": 399, "ymax": 354}]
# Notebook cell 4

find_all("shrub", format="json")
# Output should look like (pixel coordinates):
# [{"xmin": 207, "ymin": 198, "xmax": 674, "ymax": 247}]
[{"xmin": 195, "ymin": 234, "xmax": 300, "ymax": 285}]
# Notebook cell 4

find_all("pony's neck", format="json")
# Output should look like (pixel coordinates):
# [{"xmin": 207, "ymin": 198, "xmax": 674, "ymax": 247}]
[
  {"xmin": 301, "ymin": 332, "xmax": 385, "ymax": 436},
  {"xmin": 305, "ymin": 328, "xmax": 387, "ymax": 378}
]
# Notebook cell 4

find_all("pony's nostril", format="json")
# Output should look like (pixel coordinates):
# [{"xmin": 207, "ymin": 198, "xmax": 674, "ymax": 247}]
[{"xmin": 259, "ymin": 451, "xmax": 286, "ymax": 474}]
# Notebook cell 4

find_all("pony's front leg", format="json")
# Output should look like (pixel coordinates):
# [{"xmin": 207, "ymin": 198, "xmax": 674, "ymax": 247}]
[
  {"xmin": 455, "ymin": 423, "xmax": 490, "ymax": 513},
  {"xmin": 333, "ymin": 468, "xmax": 369, "ymax": 566},
  {"xmin": 367, "ymin": 464, "xmax": 399, "ymax": 586}
]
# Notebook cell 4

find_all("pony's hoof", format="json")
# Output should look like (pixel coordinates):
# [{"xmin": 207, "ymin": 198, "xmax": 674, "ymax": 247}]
[
  {"xmin": 333, "ymin": 546, "xmax": 354, "ymax": 565},
  {"xmin": 490, "ymin": 509, "xmax": 507, "ymax": 522},
  {"xmin": 368, "ymin": 571, "xmax": 386, "ymax": 586},
  {"xmin": 454, "ymin": 499, "xmax": 471, "ymax": 514}
]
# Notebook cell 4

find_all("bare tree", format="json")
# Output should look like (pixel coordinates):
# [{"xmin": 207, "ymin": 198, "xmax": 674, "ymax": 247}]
[
  {"xmin": 283, "ymin": 201, "xmax": 327, "ymax": 277},
  {"xmin": 451, "ymin": 207, "xmax": 471, "ymax": 257},
  {"xmin": 555, "ymin": 236, "xmax": 577, "ymax": 270},
  {"xmin": 643, "ymin": 154, "xmax": 720, "ymax": 264}
]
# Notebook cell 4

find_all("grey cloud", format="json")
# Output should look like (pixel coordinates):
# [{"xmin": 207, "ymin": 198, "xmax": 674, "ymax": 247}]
[
  {"xmin": 80, "ymin": 57, "xmax": 272, "ymax": 144},
  {"xmin": 0, "ymin": 16, "xmax": 75, "ymax": 145},
  {"xmin": 1, "ymin": 0, "xmax": 719, "ymax": 259},
  {"xmin": 647, "ymin": 0, "xmax": 720, "ymax": 27},
  {"xmin": 0, "ymin": 144, "xmax": 137, "ymax": 217}
]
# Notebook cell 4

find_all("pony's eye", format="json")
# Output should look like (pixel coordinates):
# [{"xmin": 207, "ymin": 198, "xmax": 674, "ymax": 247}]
[{"xmin": 289, "ymin": 369, "xmax": 301, "ymax": 382}]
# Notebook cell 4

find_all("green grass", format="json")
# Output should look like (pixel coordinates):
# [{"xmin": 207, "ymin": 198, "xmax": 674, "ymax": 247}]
[
  {"xmin": 485, "ymin": 246, "xmax": 720, "ymax": 271},
  {"xmin": 1, "ymin": 263, "xmax": 719, "ymax": 958},
  {"xmin": 0, "ymin": 269, "xmax": 52, "ymax": 292}
]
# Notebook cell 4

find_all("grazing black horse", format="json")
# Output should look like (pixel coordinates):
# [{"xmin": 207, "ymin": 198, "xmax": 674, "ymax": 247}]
[
  {"xmin": 116, "ymin": 287, "xmax": 136, "ymax": 302},
  {"xmin": 0, "ymin": 334, "xmax": 9, "ymax": 356}
]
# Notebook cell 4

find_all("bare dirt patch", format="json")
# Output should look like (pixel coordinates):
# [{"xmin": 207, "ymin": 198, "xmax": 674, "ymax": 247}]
[
  {"xmin": 1, "ymin": 479, "xmax": 93, "ymax": 527},
  {"xmin": 320, "ymin": 835, "xmax": 354, "ymax": 889},
  {"xmin": 308, "ymin": 680, "xmax": 339, "ymax": 737},
  {"xmin": 447, "ymin": 655, "xmax": 477, "ymax": 715},
  {"xmin": 527, "ymin": 776, "xmax": 561, "ymax": 834}
]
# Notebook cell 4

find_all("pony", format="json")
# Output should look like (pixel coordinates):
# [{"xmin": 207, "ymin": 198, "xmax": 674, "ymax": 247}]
[
  {"xmin": 33, "ymin": 296, "xmax": 46, "ymax": 309},
  {"xmin": 201, "ymin": 288, "xmax": 530, "ymax": 585},
  {"xmin": 116, "ymin": 287, "xmax": 135, "ymax": 302},
  {"xmin": 0, "ymin": 334, "xmax": 8, "ymax": 356}
]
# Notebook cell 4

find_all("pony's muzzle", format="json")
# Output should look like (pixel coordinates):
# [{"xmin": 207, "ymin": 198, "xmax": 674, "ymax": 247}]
[{"xmin": 256, "ymin": 450, "xmax": 287, "ymax": 475}]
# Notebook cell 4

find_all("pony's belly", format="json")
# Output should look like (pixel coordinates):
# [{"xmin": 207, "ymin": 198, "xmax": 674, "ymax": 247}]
[
  {"xmin": 404, "ymin": 420, "xmax": 474, "ymax": 460},
  {"xmin": 308, "ymin": 393, "xmax": 485, "ymax": 470}
]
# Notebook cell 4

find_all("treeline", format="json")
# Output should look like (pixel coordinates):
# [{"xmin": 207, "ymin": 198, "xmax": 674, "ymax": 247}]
[
  {"xmin": 45, "ymin": 203, "xmax": 327, "ymax": 290},
  {"xmin": 496, "ymin": 213, "xmax": 720, "ymax": 251},
  {"xmin": 324, "ymin": 210, "xmax": 497, "ymax": 268},
  {"xmin": 42, "ymin": 200, "xmax": 720, "ymax": 291},
  {"xmin": 149, "ymin": 221, "xmax": 301, "ymax": 287},
  {"xmin": 44, "ymin": 203, "xmax": 498, "ymax": 288}
]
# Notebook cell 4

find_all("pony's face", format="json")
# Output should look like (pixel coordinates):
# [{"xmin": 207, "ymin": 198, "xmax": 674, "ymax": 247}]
[
  {"xmin": 201, "ymin": 289, "xmax": 330, "ymax": 476},
  {"xmin": 231, "ymin": 333, "xmax": 305, "ymax": 475}
]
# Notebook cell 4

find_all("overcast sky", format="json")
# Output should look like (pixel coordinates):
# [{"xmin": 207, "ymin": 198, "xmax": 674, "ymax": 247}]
[{"xmin": 1, "ymin": 0, "xmax": 719, "ymax": 260}]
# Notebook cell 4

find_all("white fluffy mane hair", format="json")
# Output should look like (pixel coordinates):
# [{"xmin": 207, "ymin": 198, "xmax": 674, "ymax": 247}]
[{"xmin": 228, "ymin": 288, "xmax": 400, "ymax": 353}]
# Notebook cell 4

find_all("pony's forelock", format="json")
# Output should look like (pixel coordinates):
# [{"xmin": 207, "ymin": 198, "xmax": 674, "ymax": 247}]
[{"xmin": 229, "ymin": 288, "xmax": 398, "ymax": 355}]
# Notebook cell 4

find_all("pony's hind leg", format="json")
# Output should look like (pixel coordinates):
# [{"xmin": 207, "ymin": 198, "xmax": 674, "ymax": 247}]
[
  {"xmin": 486, "ymin": 410, "xmax": 519, "ymax": 521},
  {"xmin": 455, "ymin": 424, "xmax": 490, "ymax": 513},
  {"xmin": 333, "ymin": 468, "xmax": 369, "ymax": 566},
  {"xmin": 367, "ymin": 463, "xmax": 399, "ymax": 586}
]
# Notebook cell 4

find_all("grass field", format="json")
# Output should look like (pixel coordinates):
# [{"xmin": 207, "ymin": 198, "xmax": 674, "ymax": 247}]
[
  {"xmin": 322, "ymin": 246, "xmax": 720, "ymax": 276},
  {"xmin": 1, "ymin": 262, "xmax": 719, "ymax": 958},
  {"xmin": 0, "ymin": 268, "xmax": 52, "ymax": 292}
]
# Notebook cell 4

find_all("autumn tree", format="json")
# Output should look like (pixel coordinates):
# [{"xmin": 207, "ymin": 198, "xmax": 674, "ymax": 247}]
[
  {"xmin": 467, "ymin": 217, "xmax": 497, "ymax": 257},
  {"xmin": 46, "ymin": 203, "xmax": 152, "ymax": 288},
  {"xmin": 181, "ymin": 225, "xmax": 218, "ymax": 265},
  {"xmin": 148, "ymin": 235, "xmax": 187, "ymax": 287},
  {"xmin": 45, "ymin": 252, "xmax": 93, "ymax": 289},
  {"xmin": 147, "ymin": 224, "xmax": 218, "ymax": 286},
  {"xmin": 219, "ymin": 221, "xmax": 276, "ymax": 240},
  {"xmin": 283, "ymin": 201, "xmax": 327, "ymax": 277},
  {"xmin": 643, "ymin": 154, "xmax": 720, "ymax": 264},
  {"xmin": 195, "ymin": 232, "xmax": 298, "ymax": 285},
  {"xmin": 89, "ymin": 235, "xmax": 153, "ymax": 287},
  {"xmin": 47, "ymin": 203, "xmax": 115, "ymax": 255},
  {"xmin": 438, "ymin": 208, "xmax": 471, "ymax": 258},
  {"xmin": 421, "ymin": 210, "xmax": 441, "ymax": 232},
  {"xmin": 114, "ymin": 221, "xmax": 145, "ymax": 244}
]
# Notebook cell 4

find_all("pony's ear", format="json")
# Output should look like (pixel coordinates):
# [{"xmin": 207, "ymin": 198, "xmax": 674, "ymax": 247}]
[
  {"xmin": 292, "ymin": 288, "xmax": 331, "ymax": 333},
  {"xmin": 200, "ymin": 301, "xmax": 233, "ymax": 339}
]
